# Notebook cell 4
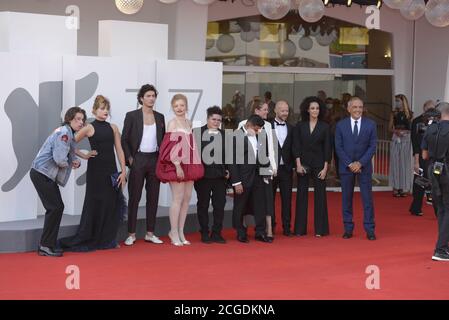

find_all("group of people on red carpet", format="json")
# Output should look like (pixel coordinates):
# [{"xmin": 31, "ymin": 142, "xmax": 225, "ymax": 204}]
[{"xmin": 31, "ymin": 84, "xmax": 378, "ymax": 257}]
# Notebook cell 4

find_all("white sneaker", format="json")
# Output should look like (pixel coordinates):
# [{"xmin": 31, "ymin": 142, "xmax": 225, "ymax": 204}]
[
  {"xmin": 145, "ymin": 234, "xmax": 163, "ymax": 244},
  {"xmin": 124, "ymin": 235, "xmax": 136, "ymax": 246}
]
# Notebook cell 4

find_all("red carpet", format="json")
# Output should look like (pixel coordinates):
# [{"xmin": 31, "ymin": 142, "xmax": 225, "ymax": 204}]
[{"xmin": 0, "ymin": 191, "xmax": 448, "ymax": 300}]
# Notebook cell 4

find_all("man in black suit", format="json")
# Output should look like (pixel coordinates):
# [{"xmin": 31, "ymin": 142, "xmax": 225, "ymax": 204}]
[
  {"xmin": 194, "ymin": 106, "xmax": 229, "ymax": 244},
  {"xmin": 271, "ymin": 100, "xmax": 294, "ymax": 236},
  {"xmin": 229, "ymin": 114, "xmax": 272, "ymax": 243},
  {"xmin": 121, "ymin": 84, "xmax": 165, "ymax": 246}
]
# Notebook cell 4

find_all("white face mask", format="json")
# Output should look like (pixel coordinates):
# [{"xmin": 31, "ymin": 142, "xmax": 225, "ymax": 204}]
[{"xmin": 395, "ymin": 100, "xmax": 402, "ymax": 109}]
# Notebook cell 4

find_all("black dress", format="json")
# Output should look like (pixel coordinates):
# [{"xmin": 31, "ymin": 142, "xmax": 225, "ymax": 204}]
[{"xmin": 59, "ymin": 120, "xmax": 120, "ymax": 251}]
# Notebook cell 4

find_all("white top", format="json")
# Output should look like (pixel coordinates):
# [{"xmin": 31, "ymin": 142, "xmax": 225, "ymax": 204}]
[
  {"xmin": 242, "ymin": 125, "xmax": 258, "ymax": 159},
  {"xmin": 351, "ymin": 116, "xmax": 362, "ymax": 135},
  {"xmin": 232, "ymin": 126, "xmax": 259, "ymax": 187},
  {"xmin": 274, "ymin": 118, "xmax": 287, "ymax": 165},
  {"xmin": 139, "ymin": 123, "xmax": 157, "ymax": 152},
  {"xmin": 238, "ymin": 119, "xmax": 277, "ymax": 173}
]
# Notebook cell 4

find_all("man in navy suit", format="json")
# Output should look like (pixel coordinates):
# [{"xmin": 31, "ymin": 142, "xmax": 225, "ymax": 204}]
[{"xmin": 335, "ymin": 97, "xmax": 377, "ymax": 240}]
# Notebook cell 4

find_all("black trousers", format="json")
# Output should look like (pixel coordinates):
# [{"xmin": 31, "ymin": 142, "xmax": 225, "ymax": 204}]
[
  {"xmin": 194, "ymin": 177, "xmax": 226, "ymax": 235},
  {"xmin": 30, "ymin": 169, "xmax": 64, "ymax": 248},
  {"xmin": 432, "ymin": 172, "xmax": 449, "ymax": 253},
  {"xmin": 127, "ymin": 152, "xmax": 160, "ymax": 233},
  {"xmin": 295, "ymin": 167, "xmax": 329, "ymax": 235},
  {"xmin": 232, "ymin": 176, "xmax": 267, "ymax": 238},
  {"xmin": 410, "ymin": 156, "xmax": 437, "ymax": 216},
  {"xmin": 272, "ymin": 165, "xmax": 293, "ymax": 232}
]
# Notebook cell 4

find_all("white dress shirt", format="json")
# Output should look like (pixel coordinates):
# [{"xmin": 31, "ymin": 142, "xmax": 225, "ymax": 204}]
[
  {"xmin": 350, "ymin": 117, "xmax": 362, "ymax": 135},
  {"xmin": 238, "ymin": 119, "xmax": 277, "ymax": 173},
  {"xmin": 274, "ymin": 118, "xmax": 287, "ymax": 165},
  {"xmin": 232, "ymin": 126, "xmax": 258, "ymax": 187}
]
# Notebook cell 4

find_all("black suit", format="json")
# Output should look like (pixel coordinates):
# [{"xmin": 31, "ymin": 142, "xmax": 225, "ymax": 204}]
[
  {"xmin": 271, "ymin": 120, "xmax": 294, "ymax": 233},
  {"xmin": 121, "ymin": 108, "xmax": 165, "ymax": 234},
  {"xmin": 229, "ymin": 128, "xmax": 270, "ymax": 238},
  {"xmin": 194, "ymin": 125, "xmax": 227, "ymax": 236},
  {"xmin": 293, "ymin": 121, "xmax": 332, "ymax": 235}
]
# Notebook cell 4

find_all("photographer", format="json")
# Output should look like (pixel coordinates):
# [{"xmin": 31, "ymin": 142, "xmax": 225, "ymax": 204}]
[
  {"xmin": 422, "ymin": 102, "xmax": 449, "ymax": 261},
  {"xmin": 409, "ymin": 100, "xmax": 438, "ymax": 216}
]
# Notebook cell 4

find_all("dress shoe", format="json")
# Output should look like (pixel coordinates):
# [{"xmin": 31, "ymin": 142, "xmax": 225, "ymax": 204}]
[
  {"xmin": 179, "ymin": 232, "xmax": 191, "ymax": 245},
  {"xmin": 367, "ymin": 233, "xmax": 376, "ymax": 241},
  {"xmin": 145, "ymin": 234, "xmax": 164, "ymax": 244},
  {"xmin": 267, "ymin": 236, "xmax": 275, "ymax": 242},
  {"xmin": 255, "ymin": 235, "xmax": 273, "ymax": 243},
  {"xmin": 210, "ymin": 232, "xmax": 226, "ymax": 244},
  {"xmin": 283, "ymin": 230, "xmax": 293, "ymax": 237},
  {"xmin": 168, "ymin": 231, "xmax": 183, "ymax": 246},
  {"xmin": 237, "ymin": 235, "xmax": 249, "ymax": 243},
  {"xmin": 38, "ymin": 245, "xmax": 63, "ymax": 257},
  {"xmin": 54, "ymin": 247, "xmax": 64, "ymax": 254},
  {"xmin": 201, "ymin": 233, "xmax": 212, "ymax": 244},
  {"xmin": 342, "ymin": 232, "xmax": 353, "ymax": 239}
]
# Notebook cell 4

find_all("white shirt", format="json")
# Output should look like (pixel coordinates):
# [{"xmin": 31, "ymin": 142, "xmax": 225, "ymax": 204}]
[
  {"xmin": 274, "ymin": 118, "xmax": 288, "ymax": 165},
  {"xmin": 350, "ymin": 117, "xmax": 362, "ymax": 135},
  {"xmin": 238, "ymin": 119, "xmax": 277, "ymax": 172},
  {"xmin": 242, "ymin": 126, "xmax": 258, "ymax": 159},
  {"xmin": 139, "ymin": 123, "xmax": 157, "ymax": 152},
  {"xmin": 232, "ymin": 126, "xmax": 258, "ymax": 187}
]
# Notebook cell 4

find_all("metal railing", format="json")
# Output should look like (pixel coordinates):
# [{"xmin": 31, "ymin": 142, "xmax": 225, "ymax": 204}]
[{"xmin": 373, "ymin": 139, "xmax": 391, "ymax": 181}]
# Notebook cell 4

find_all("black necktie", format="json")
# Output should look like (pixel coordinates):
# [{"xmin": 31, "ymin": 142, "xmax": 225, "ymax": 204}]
[
  {"xmin": 353, "ymin": 120, "xmax": 359, "ymax": 137},
  {"xmin": 275, "ymin": 120, "xmax": 285, "ymax": 126}
]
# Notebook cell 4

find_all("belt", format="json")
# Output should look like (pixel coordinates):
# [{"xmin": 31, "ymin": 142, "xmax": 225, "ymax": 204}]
[{"xmin": 137, "ymin": 151, "xmax": 158, "ymax": 155}]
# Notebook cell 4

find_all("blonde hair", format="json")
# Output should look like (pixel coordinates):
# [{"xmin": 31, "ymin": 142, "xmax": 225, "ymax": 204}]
[
  {"xmin": 92, "ymin": 95, "xmax": 111, "ymax": 114},
  {"xmin": 171, "ymin": 94, "xmax": 188, "ymax": 111},
  {"xmin": 395, "ymin": 94, "xmax": 411, "ymax": 119}
]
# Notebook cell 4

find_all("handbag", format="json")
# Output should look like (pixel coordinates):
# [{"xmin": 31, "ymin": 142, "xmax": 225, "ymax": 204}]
[{"xmin": 110, "ymin": 172, "xmax": 128, "ymax": 222}]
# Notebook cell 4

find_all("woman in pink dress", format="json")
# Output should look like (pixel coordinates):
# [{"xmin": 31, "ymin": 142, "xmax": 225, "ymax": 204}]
[{"xmin": 156, "ymin": 94, "xmax": 204, "ymax": 246}]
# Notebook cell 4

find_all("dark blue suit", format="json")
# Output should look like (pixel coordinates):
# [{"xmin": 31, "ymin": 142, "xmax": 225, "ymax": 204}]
[{"xmin": 335, "ymin": 117, "xmax": 377, "ymax": 234}]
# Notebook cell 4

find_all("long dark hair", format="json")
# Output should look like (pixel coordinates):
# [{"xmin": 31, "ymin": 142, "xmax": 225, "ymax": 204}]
[{"xmin": 299, "ymin": 96, "xmax": 326, "ymax": 122}]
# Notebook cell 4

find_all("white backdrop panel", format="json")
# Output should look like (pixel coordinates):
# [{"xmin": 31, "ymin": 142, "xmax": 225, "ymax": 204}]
[
  {"xmin": 62, "ymin": 56, "xmax": 156, "ymax": 215},
  {"xmin": 0, "ymin": 53, "xmax": 39, "ymax": 222},
  {"xmin": 0, "ymin": 12, "xmax": 77, "ymax": 55},
  {"xmin": 155, "ymin": 59, "xmax": 223, "ymax": 207},
  {"xmin": 99, "ymin": 20, "xmax": 168, "ymax": 60}
]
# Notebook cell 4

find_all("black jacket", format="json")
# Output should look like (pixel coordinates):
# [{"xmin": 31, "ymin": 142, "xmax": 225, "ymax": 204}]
[
  {"xmin": 293, "ymin": 120, "xmax": 332, "ymax": 168},
  {"xmin": 194, "ymin": 125, "xmax": 227, "ymax": 179},
  {"xmin": 271, "ymin": 120, "xmax": 294, "ymax": 169},
  {"xmin": 121, "ymin": 108, "xmax": 165, "ymax": 167},
  {"xmin": 229, "ymin": 128, "xmax": 270, "ymax": 188},
  {"xmin": 411, "ymin": 114, "xmax": 425, "ymax": 156}
]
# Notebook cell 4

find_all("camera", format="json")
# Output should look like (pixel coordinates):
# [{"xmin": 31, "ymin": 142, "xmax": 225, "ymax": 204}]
[
  {"xmin": 417, "ymin": 108, "xmax": 441, "ymax": 134},
  {"xmin": 433, "ymin": 161, "xmax": 444, "ymax": 175}
]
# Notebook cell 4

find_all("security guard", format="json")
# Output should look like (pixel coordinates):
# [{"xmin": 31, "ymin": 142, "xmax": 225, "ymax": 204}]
[{"xmin": 422, "ymin": 102, "xmax": 449, "ymax": 261}]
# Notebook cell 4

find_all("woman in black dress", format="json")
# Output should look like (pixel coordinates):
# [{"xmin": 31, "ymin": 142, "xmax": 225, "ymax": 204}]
[
  {"xmin": 59, "ymin": 95, "xmax": 127, "ymax": 251},
  {"xmin": 293, "ymin": 96, "xmax": 332, "ymax": 237}
]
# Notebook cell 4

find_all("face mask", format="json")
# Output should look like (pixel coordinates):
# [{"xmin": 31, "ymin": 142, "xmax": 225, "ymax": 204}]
[
  {"xmin": 326, "ymin": 104, "xmax": 333, "ymax": 109},
  {"xmin": 395, "ymin": 100, "xmax": 402, "ymax": 109}
]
